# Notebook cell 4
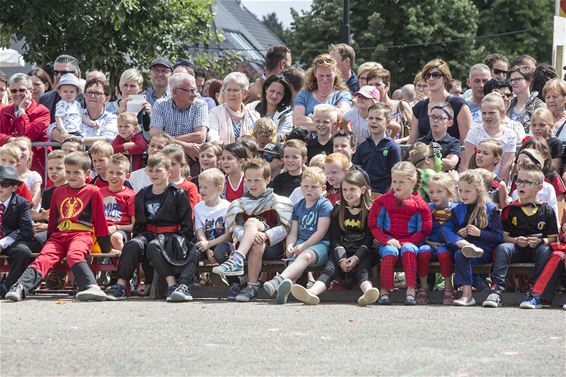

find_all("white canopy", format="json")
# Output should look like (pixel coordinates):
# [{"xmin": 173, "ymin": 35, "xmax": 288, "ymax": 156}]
[{"xmin": 0, "ymin": 48, "xmax": 24, "ymax": 68}]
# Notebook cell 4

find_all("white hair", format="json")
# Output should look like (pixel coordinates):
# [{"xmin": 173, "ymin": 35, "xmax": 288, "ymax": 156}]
[
  {"xmin": 8, "ymin": 73, "xmax": 32, "ymax": 88},
  {"xmin": 169, "ymin": 72, "xmax": 195, "ymax": 89},
  {"xmin": 223, "ymin": 72, "xmax": 249, "ymax": 91}
]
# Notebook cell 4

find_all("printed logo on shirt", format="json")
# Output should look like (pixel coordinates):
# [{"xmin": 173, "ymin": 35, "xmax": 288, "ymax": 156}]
[
  {"xmin": 512, "ymin": 216, "xmax": 518, "ymax": 226},
  {"xmin": 344, "ymin": 218, "xmax": 361, "ymax": 228},
  {"xmin": 146, "ymin": 202, "xmax": 161, "ymax": 218},
  {"xmin": 103, "ymin": 195, "xmax": 123, "ymax": 223},
  {"xmin": 537, "ymin": 221, "xmax": 546, "ymax": 231},
  {"xmin": 299, "ymin": 211, "xmax": 317, "ymax": 233},
  {"xmin": 383, "ymin": 149, "xmax": 388, "ymax": 157},
  {"xmin": 204, "ymin": 216, "xmax": 225, "ymax": 239},
  {"xmin": 60, "ymin": 197, "xmax": 84, "ymax": 219}
]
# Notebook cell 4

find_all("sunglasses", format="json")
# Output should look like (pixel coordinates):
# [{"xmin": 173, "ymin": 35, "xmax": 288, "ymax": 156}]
[
  {"xmin": 260, "ymin": 154, "xmax": 280, "ymax": 162},
  {"xmin": 426, "ymin": 72, "xmax": 443, "ymax": 80},
  {"xmin": 10, "ymin": 88, "xmax": 27, "ymax": 94},
  {"xmin": 54, "ymin": 70, "xmax": 76, "ymax": 76},
  {"xmin": 499, "ymin": 92, "xmax": 513, "ymax": 99},
  {"xmin": 493, "ymin": 69, "xmax": 508, "ymax": 76},
  {"xmin": 0, "ymin": 181, "xmax": 16, "ymax": 188}
]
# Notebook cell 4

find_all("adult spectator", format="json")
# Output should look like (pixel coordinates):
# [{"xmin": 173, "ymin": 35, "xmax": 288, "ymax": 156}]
[
  {"xmin": 207, "ymin": 79, "xmax": 223, "ymax": 106},
  {"xmin": 413, "ymin": 72, "xmax": 430, "ymax": 102},
  {"xmin": 106, "ymin": 68, "xmax": 144, "ymax": 115},
  {"xmin": 208, "ymin": 72, "xmax": 259, "ymax": 144},
  {"xmin": 484, "ymin": 53, "xmax": 509, "ymax": 80},
  {"xmin": 27, "ymin": 68, "xmax": 53, "ymax": 103},
  {"xmin": 248, "ymin": 45, "xmax": 292, "ymax": 102},
  {"xmin": 532, "ymin": 64, "xmax": 558, "ymax": 101},
  {"xmin": 248, "ymin": 75, "xmax": 294, "ymax": 141},
  {"xmin": 292, "ymin": 54, "xmax": 352, "ymax": 130},
  {"xmin": 39, "ymin": 54, "xmax": 84, "ymax": 123},
  {"xmin": 507, "ymin": 65, "xmax": 545, "ymax": 133},
  {"xmin": 146, "ymin": 57, "xmax": 172, "ymax": 106},
  {"xmin": 510, "ymin": 54, "xmax": 537, "ymax": 70},
  {"xmin": 366, "ymin": 68, "xmax": 412, "ymax": 139},
  {"xmin": 483, "ymin": 78, "xmax": 525, "ymax": 140},
  {"xmin": 281, "ymin": 65, "xmax": 305, "ymax": 102},
  {"xmin": 150, "ymin": 72, "xmax": 208, "ymax": 163},
  {"xmin": 446, "ymin": 79, "xmax": 463, "ymax": 96},
  {"xmin": 0, "ymin": 73, "xmax": 50, "ymax": 175},
  {"xmin": 542, "ymin": 78, "xmax": 566, "ymax": 135},
  {"xmin": 408, "ymin": 59, "xmax": 472, "ymax": 146},
  {"xmin": 466, "ymin": 64, "xmax": 492, "ymax": 128},
  {"xmin": 173, "ymin": 60, "xmax": 215, "ymax": 111},
  {"xmin": 194, "ymin": 67, "xmax": 207, "ymax": 93},
  {"xmin": 79, "ymin": 78, "xmax": 118, "ymax": 146},
  {"xmin": 329, "ymin": 43, "xmax": 359, "ymax": 93},
  {"xmin": 0, "ymin": 71, "xmax": 8, "ymax": 109},
  {"xmin": 357, "ymin": 62, "xmax": 382, "ymax": 88}
]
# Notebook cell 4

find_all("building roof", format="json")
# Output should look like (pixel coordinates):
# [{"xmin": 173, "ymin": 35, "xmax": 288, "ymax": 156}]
[{"xmin": 213, "ymin": 0, "xmax": 284, "ymax": 63}]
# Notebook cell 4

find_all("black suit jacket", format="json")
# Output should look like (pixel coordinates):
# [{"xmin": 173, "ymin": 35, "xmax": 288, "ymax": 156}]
[{"xmin": 1, "ymin": 193, "xmax": 33, "ymax": 243}]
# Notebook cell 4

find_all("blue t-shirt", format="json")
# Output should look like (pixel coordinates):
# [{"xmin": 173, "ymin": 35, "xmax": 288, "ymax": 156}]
[
  {"xmin": 292, "ymin": 197, "xmax": 333, "ymax": 241},
  {"xmin": 294, "ymin": 90, "xmax": 352, "ymax": 116}
]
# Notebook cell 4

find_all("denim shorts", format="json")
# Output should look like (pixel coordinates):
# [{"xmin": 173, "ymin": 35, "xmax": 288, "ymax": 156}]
[{"xmin": 287, "ymin": 240, "xmax": 329, "ymax": 267}]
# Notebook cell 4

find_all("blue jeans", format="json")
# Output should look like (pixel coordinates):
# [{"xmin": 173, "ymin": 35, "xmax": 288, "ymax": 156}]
[{"xmin": 454, "ymin": 248, "xmax": 493, "ymax": 286}]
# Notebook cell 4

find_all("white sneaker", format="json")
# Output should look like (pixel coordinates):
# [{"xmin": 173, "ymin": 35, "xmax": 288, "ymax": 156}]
[
  {"xmin": 290, "ymin": 284, "xmax": 319, "ymax": 305},
  {"xmin": 358, "ymin": 287, "xmax": 380, "ymax": 306},
  {"xmin": 453, "ymin": 296, "xmax": 476, "ymax": 306},
  {"xmin": 462, "ymin": 245, "xmax": 484, "ymax": 258},
  {"xmin": 76, "ymin": 285, "xmax": 107, "ymax": 301}
]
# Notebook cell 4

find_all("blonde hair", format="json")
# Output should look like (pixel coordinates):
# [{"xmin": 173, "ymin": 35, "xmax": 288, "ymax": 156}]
[
  {"xmin": 119, "ymin": 68, "xmax": 143, "ymax": 90},
  {"xmin": 357, "ymin": 61, "xmax": 383, "ymax": 77},
  {"xmin": 0, "ymin": 143, "xmax": 21, "ymax": 163},
  {"xmin": 89, "ymin": 140, "xmax": 113, "ymax": 157},
  {"xmin": 117, "ymin": 112, "xmax": 138, "ymax": 127},
  {"xmin": 309, "ymin": 154, "xmax": 326, "ymax": 168},
  {"xmin": 542, "ymin": 78, "xmax": 566, "ymax": 98},
  {"xmin": 313, "ymin": 104, "xmax": 339, "ymax": 123},
  {"xmin": 473, "ymin": 168, "xmax": 495, "ymax": 194},
  {"xmin": 64, "ymin": 152, "xmax": 91, "ymax": 171},
  {"xmin": 284, "ymin": 139, "xmax": 307, "ymax": 157},
  {"xmin": 301, "ymin": 166, "xmax": 326, "ymax": 187},
  {"xmin": 198, "ymin": 167, "xmax": 225, "ymax": 189},
  {"xmin": 516, "ymin": 160, "xmax": 545, "ymax": 184},
  {"xmin": 109, "ymin": 153, "xmax": 131, "ymax": 172},
  {"xmin": 324, "ymin": 152, "xmax": 349, "ymax": 171},
  {"xmin": 480, "ymin": 92, "xmax": 506, "ymax": 114},
  {"xmin": 458, "ymin": 170, "xmax": 490, "ymax": 229},
  {"xmin": 252, "ymin": 118, "xmax": 277, "ymax": 139},
  {"xmin": 408, "ymin": 142, "xmax": 434, "ymax": 169},
  {"xmin": 429, "ymin": 173, "xmax": 457, "ymax": 201},
  {"xmin": 304, "ymin": 54, "xmax": 347, "ymax": 92},
  {"xmin": 531, "ymin": 107, "xmax": 554, "ymax": 128},
  {"xmin": 339, "ymin": 170, "xmax": 372, "ymax": 231},
  {"xmin": 391, "ymin": 161, "xmax": 421, "ymax": 193},
  {"xmin": 9, "ymin": 136, "xmax": 32, "ymax": 168},
  {"xmin": 199, "ymin": 142, "xmax": 223, "ymax": 157},
  {"xmin": 469, "ymin": 139, "xmax": 503, "ymax": 169}
]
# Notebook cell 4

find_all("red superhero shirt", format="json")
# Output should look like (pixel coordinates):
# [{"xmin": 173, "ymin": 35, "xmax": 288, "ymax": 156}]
[
  {"xmin": 225, "ymin": 175, "xmax": 245, "ymax": 202},
  {"xmin": 47, "ymin": 184, "xmax": 110, "ymax": 240},
  {"xmin": 368, "ymin": 191, "xmax": 432, "ymax": 245},
  {"xmin": 101, "ymin": 186, "xmax": 136, "ymax": 226}
]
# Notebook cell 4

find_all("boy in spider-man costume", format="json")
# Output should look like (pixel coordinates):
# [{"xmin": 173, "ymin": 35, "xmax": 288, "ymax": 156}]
[{"xmin": 6, "ymin": 152, "xmax": 111, "ymax": 302}]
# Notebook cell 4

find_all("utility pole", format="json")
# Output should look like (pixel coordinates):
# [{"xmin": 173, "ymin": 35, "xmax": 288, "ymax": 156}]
[{"xmin": 343, "ymin": 0, "xmax": 350, "ymax": 44}]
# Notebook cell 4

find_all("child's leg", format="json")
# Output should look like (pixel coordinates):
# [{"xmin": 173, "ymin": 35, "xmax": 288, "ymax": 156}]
[
  {"xmin": 1, "ymin": 242, "xmax": 33, "ymax": 289},
  {"xmin": 490, "ymin": 243, "xmax": 519, "ymax": 294},
  {"xmin": 65, "ymin": 233, "xmax": 97, "ymax": 290},
  {"xmin": 532, "ymin": 251, "xmax": 566, "ymax": 302},
  {"xmin": 379, "ymin": 245, "xmax": 399, "ymax": 296},
  {"xmin": 281, "ymin": 250, "xmax": 317, "ymax": 282},
  {"xmin": 454, "ymin": 247, "xmax": 493, "ymax": 300},
  {"xmin": 436, "ymin": 245, "xmax": 454, "ymax": 289},
  {"xmin": 146, "ymin": 239, "xmax": 177, "ymax": 287},
  {"xmin": 530, "ymin": 244, "xmax": 552, "ymax": 286},
  {"xmin": 417, "ymin": 245, "xmax": 432, "ymax": 289},
  {"xmin": 115, "ymin": 236, "xmax": 149, "ymax": 287},
  {"xmin": 234, "ymin": 218, "xmax": 266, "ymax": 256},
  {"xmin": 400, "ymin": 243, "xmax": 418, "ymax": 297},
  {"xmin": 246, "ymin": 242, "xmax": 265, "ymax": 285},
  {"xmin": 212, "ymin": 243, "xmax": 239, "ymax": 286},
  {"xmin": 110, "ymin": 231, "xmax": 126, "ymax": 251}
]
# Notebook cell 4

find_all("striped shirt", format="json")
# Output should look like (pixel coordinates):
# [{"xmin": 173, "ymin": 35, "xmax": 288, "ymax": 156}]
[
  {"xmin": 150, "ymin": 98, "xmax": 208, "ymax": 137},
  {"xmin": 79, "ymin": 109, "xmax": 118, "ymax": 142}
]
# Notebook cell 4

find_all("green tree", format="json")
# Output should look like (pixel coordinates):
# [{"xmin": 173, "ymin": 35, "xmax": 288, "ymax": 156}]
[
  {"xmin": 0, "ymin": 0, "xmax": 218, "ymax": 76},
  {"xmin": 262, "ymin": 12, "xmax": 286, "ymax": 42}
]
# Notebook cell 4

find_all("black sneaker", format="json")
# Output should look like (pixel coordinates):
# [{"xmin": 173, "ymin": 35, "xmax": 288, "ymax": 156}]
[
  {"xmin": 106, "ymin": 284, "xmax": 127, "ymax": 301},
  {"xmin": 5, "ymin": 283, "xmax": 24, "ymax": 302},
  {"xmin": 227, "ymin": 282, "xmax": 241, "ymax": 301},
  {"xmin": 0, "ymin": 283, "xmax": 7, "ymax": 299},
  {"xmin": 166, "ymin": 284, "xmax": 178, "ymax": 302},
  {"xmin": 235, "ymin": 284, "xmax": 259, "ymax": 302},
  {"xmin": 170, "ymin": 284, "xmax": 193, "ymax": 302}
]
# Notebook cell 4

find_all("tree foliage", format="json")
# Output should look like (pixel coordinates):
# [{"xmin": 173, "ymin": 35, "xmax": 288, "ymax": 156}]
[
  {"xmin": 286, "ymin": 0, "xmax": 553, "ymax": 88},
  {"xmin": 0, "ymin": 0, "xmax": 218, "ymax": 76},
  {"xmin": 262, "ymin": 12, "xmax": 286, "ymax": 42}
]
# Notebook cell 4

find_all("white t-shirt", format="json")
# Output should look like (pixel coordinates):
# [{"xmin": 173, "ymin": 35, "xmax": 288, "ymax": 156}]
[
  {"xmin": 289, "ymin": 186, "xmax": 304, "ymax": 205},
  {"xmin": 22, "ymin": 170, "xmax": 42, "ymax": 211},
  {"xmin": 465, "ymin": 124, "xmax": 518, "ymax": 175},
  {"xmin": 505, "ymin": 118, "xmax": 526, "ymax": 141},
  {"xmin": 194, "ymin": 199, "xmax": 230, "ymax": 240},
  {"xmin": 511, "ymin": 181, "xmax": 559, "ymax": 224},
  {"xmin": 343, "ymin": 108, "xmax": 370, "ymax": 145},
  {"xmin": 129, "ymin": 168, "xmax": 151, "ymax": 193}
]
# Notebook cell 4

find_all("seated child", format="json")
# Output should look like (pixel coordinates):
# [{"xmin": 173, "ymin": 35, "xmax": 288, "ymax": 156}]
[
  {"xmin": 471, "ymin": 139, "xmax": 508, "ymax": 209},
  {"xmin": 130, "ymin": 131, "xmax": 173, "ymax": 192},
  {"xmin": 307, "ymin": 104, "xmax": 337, "ymax": 162},
  {"xmin": 263, "ymin": 167, "xmax": 333, "ymax": 304},
  {"xmin": 417, "ymin": 102, "xmax": 461, "ymax": 171},
  {"xmin": 352, "ymin": 103, "xmax": 401, "ymax": 195},
  {"xmin": 11, "ymin": 136, "xmax": 42, "ymax": 210},
  {"xmin": 252, "ymin": 118, "xmax": 277, "ymax": 150},
  {"xmin": 162, "ymin": 144, "xmax": 201, "ymax": 211},
  {"xmin": 0, "ymin": 144, "xmax": 33, "ymax": 203},
  {"xmin": 258, "ymin": 142, "xmax": 284, "ymax": 182},
  {"xmin": 49, "ymin": 73, "xmax": 85, "ymax": 141},
  {"xmin": 272, "ymin": 139, "xmax": 307, "ymax": 196},
  {"xmin": 407, "ymin": 142, "xmax": 442, "ymax": 203},
  {"xmin": 221, "ymin": 143, "xmax": 248, "ymax": 202},
  {"xmin": 112, "ymin": 112, "xmax": 148, "ymax": 171},
  {"xmin": 212, "ymin": 158, "xmax": 293, "ymax": 302},
  {"xmin": 0, "ymin": 166, "xmax": 34, "ymax": 298},
  {"xmin": 343, "ymin": 86, "xmax": 380, "ymax": 145},
  {"xmin": 440, "ymin": 170, "xmax": 503, "ymax": 306},
  {"xmin": 106, "ymin": 153, "xmax": 196, "ymax": 301},
  {"xmin": 192, "ymin": 142, "xmax": 222, "ymax": 189},
  {"xmin": 6, "ymin": 152, "xmax": 112, "ymax": 302},
  {"xmin": 368, "ymin": 161, "xmax": 432, "ymax": 305},
  {"xmin": 89, "ymin": 141, "xmax": 114, "ymax": 188},
  {"xmin": 483, "ymin": 160, "xmax": 556, "ymax": 308},
  {"xmin": 291, "ymin": 170, "xmax": 379, "ymax": 306},
  {"xmin": 324, "ymin": 153, "xmax": 349, "ymax": 205},
  {"xmin": 101, "ymin": 154, "xmax": 136, "ymax": 251},
  {"xmin": 417, "ymin": 173, "xmax": 458, "ymax": 305},
  {"xmin": 61, "ymin": 136, "xmax": 86, "ymax": 154}
]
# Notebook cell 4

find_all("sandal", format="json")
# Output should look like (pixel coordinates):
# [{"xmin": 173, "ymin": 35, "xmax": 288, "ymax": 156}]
[
  {"xmin": 377, "ymin": 294, "xmax": 391, "ymax": 305},
  {"xmin": 404, "ymin": 294, "xmax": 417, "ymax": 306},
  {"xmin": 442, "ymin": 288, "xmax": 454, "ymax": 305},
  {"xmin": 416, "ymin": 288, "xmax": 429, "ymax": 305}
]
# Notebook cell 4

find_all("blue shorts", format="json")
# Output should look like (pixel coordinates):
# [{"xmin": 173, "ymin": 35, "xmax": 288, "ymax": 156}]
[{"xmin": 286, "ymin": 240, "xmax": 329, "ymax": 267}]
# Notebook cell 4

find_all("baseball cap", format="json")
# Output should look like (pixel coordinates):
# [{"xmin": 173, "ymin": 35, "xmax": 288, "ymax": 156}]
[
  {"xmin": 354, "ymin": 86, "xmax": 380, "ymax": 101},
  {"xmin": 149, "ymin": 57, "xmax": 173, "ymax": 71},
  {"xmin": 259, "ymin": 142, "xmax": 284, "ymax": 158}
]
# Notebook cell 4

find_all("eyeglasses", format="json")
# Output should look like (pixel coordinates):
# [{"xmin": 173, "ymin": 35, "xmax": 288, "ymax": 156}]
[
  {"xmin": 259, "ymin": 154, "xmax": 280, "ymax": 162},
  {"xmin": 0, "ymin": 181, "xmax": 15, "ymax": 188},
  {"xmin": 495, "ymin": 91, "xmax": 514, "ymax": 99},
  {"xmin": 54, "ymin": 70, "xmax": 76, "ymax": 76},
  {"xmin": 416, "ymin": 84, "xmax": 428, "ymax": 89},
  {"xmin": 9, "ymin": 88, "xmax": 27, "ymax": 94},
  {"xmin": 515, "ymin": 178, "xmax": 539, "ymax": 187},
  {"xmin": 429, "ymin": 115, "xmax": 448, "ymax": 122},
  {"xmin": 175, "ymin": 87, "xmax": 198, "ymax": 95},
  {"xmin": 425, "ymin": 72, "xmax": 443, "ymax": 80},
  {"xmin": 493, "ymin": 69, "xmax": 508, "ymax": 76},
  {"xmin": 509, "ymin": 77, "xmax": 525, "ymax": 84},
  {"xmin": 86, "ymin": 91, "xmax": 105, "ymax": 97}
]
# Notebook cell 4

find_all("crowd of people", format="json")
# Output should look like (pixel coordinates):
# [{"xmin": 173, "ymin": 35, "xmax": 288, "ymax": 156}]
[{"xmin": 0, "ymin": 43, "xmax": 565, "ymax": 310}]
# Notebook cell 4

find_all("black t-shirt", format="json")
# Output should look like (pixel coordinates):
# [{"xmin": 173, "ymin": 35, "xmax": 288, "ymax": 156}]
[
  {"xmin": 272, "ymin": 171, "xmax": 303, "ymax": 197},
  {"xmin": 501, "ymin": 201, "xmax": 558, "ymax": 238},
  {"xmin": 412, "ymin": 96, "xmax": 468, "ymax": 140},
  {"xmin": 547, "ymin": 137, "xmax": 562, "ymax": 159},
  {"xmin": 41, "ymin": 186, "xmax": 56, "ymax": 210},
  {"xmin": 307, "ymin": 136, "xmax": 334, "ymax": 162},
  {"xmin": 145, "ymin": 190, "xmax": 165, "ymax": 220}
]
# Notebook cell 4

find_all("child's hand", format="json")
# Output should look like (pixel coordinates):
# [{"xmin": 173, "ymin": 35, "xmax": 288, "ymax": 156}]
[
  {"xmin": 466, "ymin": 225, "xmax": 481, "ymax": 237},
  {"xmin": 195, "ymin": 240, "xmax": 210, "ymax": 252},
  {"xmin": 457, "ymin": 228, "xmax": 468, "ymax": 238},
  {"xmin": 33, "ymin": 223, "xmax": 48, "ymax": 233},
  {"xmin": 285, "ymin": 244, "xmax": 295, "ymax": 257},
  {"xmin": 123, "ymin": 142, "xmax": 136, "ymax": 150},
  {"xmin": 40, "ymin": 208, "xmax": 49, "ymax": 221},
  {"xmin": 339, "ymin": 259, "xmax": 349, "ymax": 272},
  {"xmin": 387, "ymin": 239, "xmax": 401, "ymax": 249},
  {"xmin": 253, "ymin": 232, "xmax": 267, "ymax": 246},
  {"xmin": 345, "ymin": 256, "xmax": 358, "ymax": 270},
  {"xmin": 527, "ymin": 236, "xmax": 541, "ymax": 248},
  {"xmin": 293, "ymin": 243, "xmax": 305, "ymax": 255},
  {"xmin": 515, "ymin": 236, "xmax": 529, "ymax": 248},
  {"xmin": 206, "ymin": 249, "xmax": 218, "ymax": 265}
]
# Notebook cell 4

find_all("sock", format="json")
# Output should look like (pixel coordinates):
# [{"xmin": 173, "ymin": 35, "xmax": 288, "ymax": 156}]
[
  {"xmin": 437, "ymin": 252, "xmax": 454, "ymax": 278},
  {"xmin": 380, "ymin": 255, "xmax": 396, "ymax": 290},
  {"xmin": 417, "ymin": 251, "xmax": 431, "ymax": 278},
  {"xmin": 232, "ymin": 251, "xmax": 245, "ymax": 264},
  {"xmin": 401, "ymin": 251, "xmax": 417, "ymax": 288}
]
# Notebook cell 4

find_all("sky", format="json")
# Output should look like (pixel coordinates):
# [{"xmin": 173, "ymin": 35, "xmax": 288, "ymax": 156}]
[{"xmin": 240, "ymin": 0, "xmax": 312, "ymax": 27}]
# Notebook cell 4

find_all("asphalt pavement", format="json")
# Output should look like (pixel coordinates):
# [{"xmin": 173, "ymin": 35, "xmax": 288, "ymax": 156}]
[{"xmin": 1, "ymin": 294, "xmax": 565, "ymax": 376}]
